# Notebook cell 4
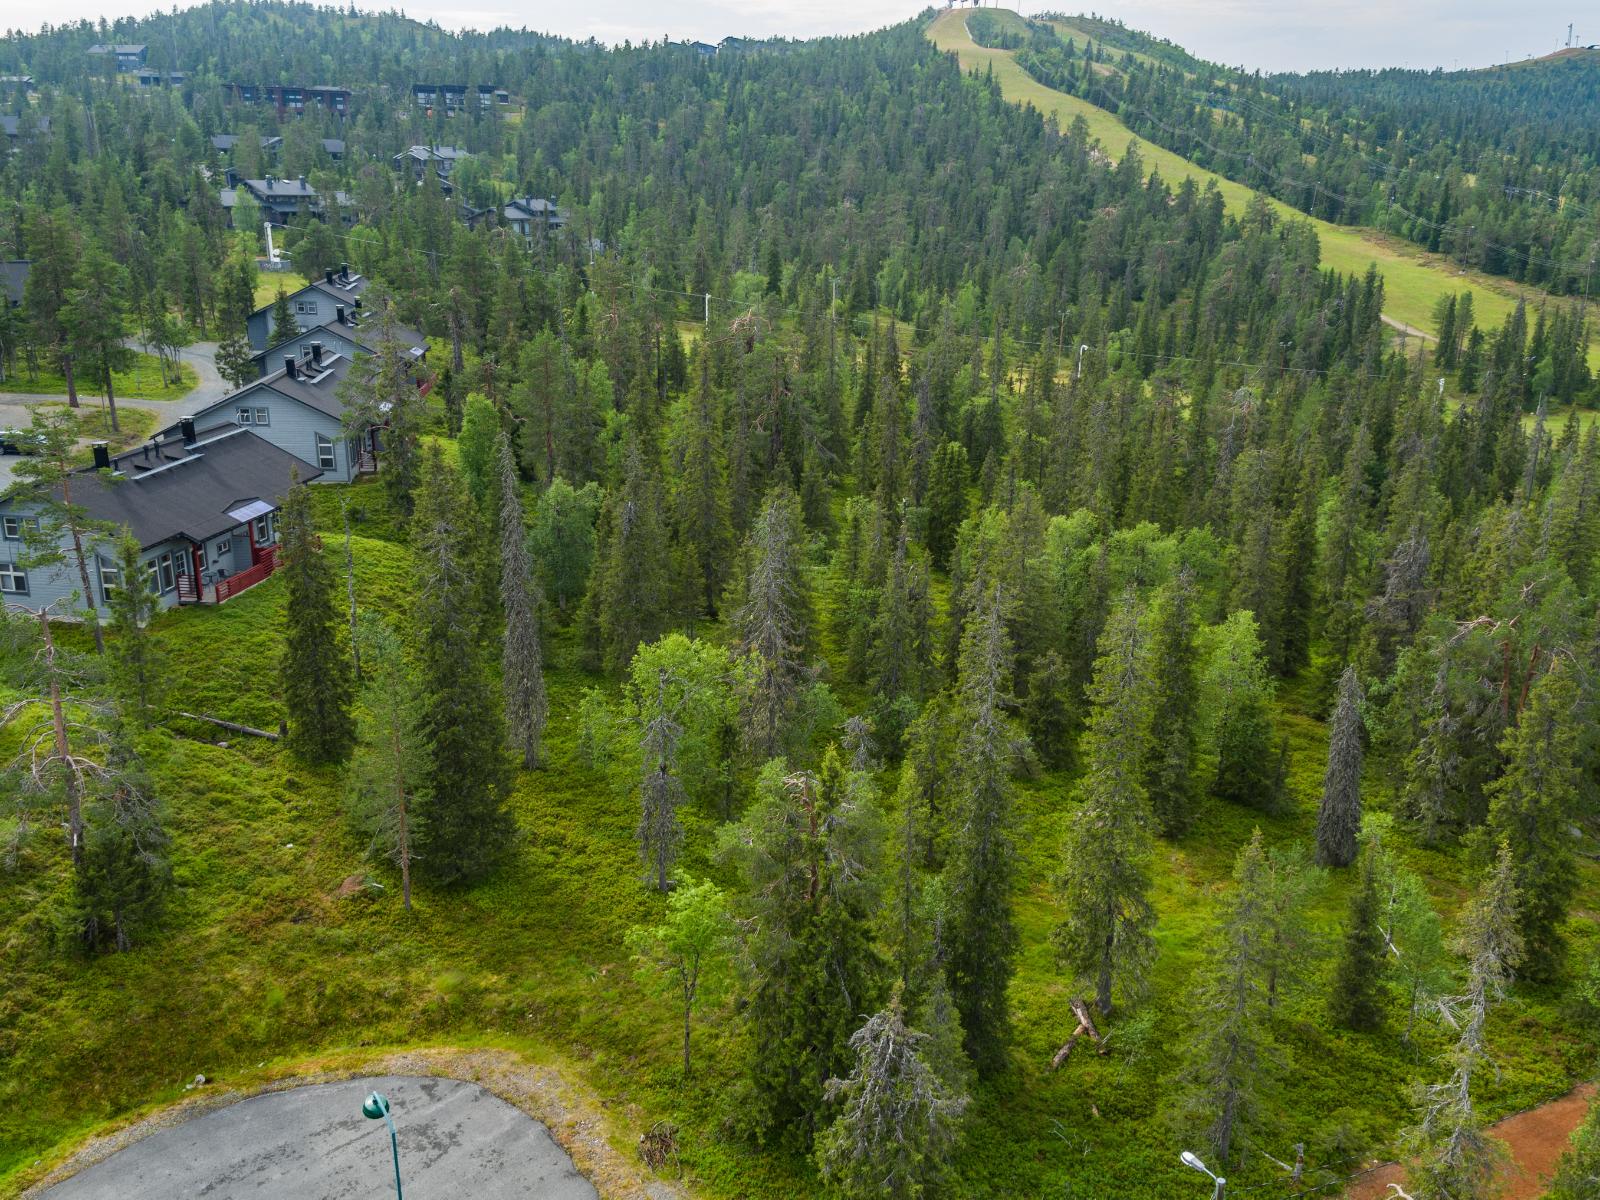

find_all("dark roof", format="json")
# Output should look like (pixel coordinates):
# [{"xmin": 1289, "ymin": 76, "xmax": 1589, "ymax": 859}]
[
  {"xmin": 396, "ymin": 145, "xmax": 468, "ymax": 162},
  {"xmin": 306, "ymin": 272, "xmax": 369, "ymax": 304},
  {"xmin": 1, "ymin": 260, "xmax": 27, "ymax": 306},
  {"xmin": 252, "ymin": 312, "xmax": 425, "ymax": 363},
  {"xmin": 243, "ymin": 176, "xmax": 317, "ymax": 199},
  {"xmin": 66, "ymin": 428, "xmax": 320, "ymax": 548},
  {"xmin": 0, "ymin": 115, "xmax": 49, "ymax": 138},
  {"xmin": 320, "ymin": 138, "xmax": 345, "ymax": 154},
  {"xmin": 89, "ymin": 43, "xmax": 147, "ymax": 54},
  {"xmin": 210, "ymin": 134, "xmax": 238, "ymax": 151},
  {"xmin": 182, "ymin": 353, "xmax": 357, "ymax": 425}
]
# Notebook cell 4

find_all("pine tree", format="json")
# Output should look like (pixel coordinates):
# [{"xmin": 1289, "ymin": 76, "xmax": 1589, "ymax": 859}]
[
  {"xmin": 1404, "ymin": 845, "xmax": 1523, "ymax": 1200},
  {"xmin": 1173, "ymin": 830, "xmax": 1281, "ymax": 1165},
  {"xmin": 1143, "ymin": 571, "xmax": 1200, "ymax": 837},
  {"xmin": 497, "ymin": 433, "xmax": 547, "ymax": 769},
  {"xmin": 1484, "ymin": 664, "xmax": 1582, "ymax": 980},
  {"xmin": 1315, "ymin": 665, "xmax": 1365, "ymax": 867},
  {"xmin": 721, "ymin": 750, "xmax": 885, "ymax": 1149},
  {"xmin": 1329, "ymin": 847, "xmax": 1387, "ymax": 1031},
  {"xmin": 346, "ymin": 615, "xmax": 422, "ymax": 910},
  {"xmin": 815, "ymin": 994, "xmax": 969, "ymax": 1200},
  {"xmin": 278, "ymin": 480, "xmax": 355, "ymax": 764},
  {"xmin": 104, "ymin": 528, "xmax": 163, "ymax": 723},
  {"xmin": 944, "ymin": 580, "xmax": 1023, "ymax": 1073},
  {"xmin": 408, "ymin": 448, "xmax": 512, "ymax": 886},
  {"xmin": 1054, "ymin": 588, "xmax": 1157, "ymax": 1016}
]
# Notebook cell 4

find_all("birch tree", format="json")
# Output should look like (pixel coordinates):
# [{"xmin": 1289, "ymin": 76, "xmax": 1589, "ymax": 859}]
[{"xmin": 625, "ymin": 877, "xmax": 733, "ymax": 1075}]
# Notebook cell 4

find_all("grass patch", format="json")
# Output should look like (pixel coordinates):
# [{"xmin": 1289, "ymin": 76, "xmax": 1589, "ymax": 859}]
[
  {"xmin": 0, "ymin": 353, "xmax": 198, "ymax": 402},
  {"xmin": 926, "ymin": 10, "xmax": 1598, "ymax": 368},
  {"xmin": 35, "ymin": 403, "xmax": 160, "ymax": 460},
  {"xmin": 253, "ymin": 271, "xmax": 311, "ymax": 309}
]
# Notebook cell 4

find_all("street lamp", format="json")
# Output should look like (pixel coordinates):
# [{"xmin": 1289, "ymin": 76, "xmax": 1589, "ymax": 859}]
[
  {"xmin": 1180, "ymin": 1149, "xmax": 1226, "ymax": 1199},
  {"xmin": 362, "ymin": 1091, "xmax": 403, "ymax": 1199}
]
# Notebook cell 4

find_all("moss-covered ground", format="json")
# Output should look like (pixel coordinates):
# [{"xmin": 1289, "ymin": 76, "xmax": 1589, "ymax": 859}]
[{"xmin": 0, "ymin": 466, "xmax": 1595, "ymax": 1199}]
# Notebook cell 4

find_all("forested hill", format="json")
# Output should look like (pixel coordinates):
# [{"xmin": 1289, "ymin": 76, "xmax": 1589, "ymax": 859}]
[
  {"xmin": 2, "ymin": 5, "xmax": 1600, "ymax": 1200},
  {"xmin": 981, "ymin": 9, "xmax": 1600, "ymax": 295}
]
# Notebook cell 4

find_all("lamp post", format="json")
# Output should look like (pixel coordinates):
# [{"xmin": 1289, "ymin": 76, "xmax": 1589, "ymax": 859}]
[
  {"xmin": 362, "ymin": 1091, "xmax": 403, "ymax": 1199},
  {"xmin": 1180, "ymin": 1149, "xmax": 1226, "ymax": 1200}
]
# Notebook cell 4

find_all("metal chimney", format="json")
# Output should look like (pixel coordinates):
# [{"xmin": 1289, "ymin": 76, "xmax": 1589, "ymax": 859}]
[
  {"xmin": 310, "ymin": 341, "xmax": 323, "ymax": 366},
  {"xmin": 91, "ymin": 442, "xmax": 111, "ymax": 469},
  {"xmin": 284, "ymin": 356, "xmax": 297, "ymax": 379}
]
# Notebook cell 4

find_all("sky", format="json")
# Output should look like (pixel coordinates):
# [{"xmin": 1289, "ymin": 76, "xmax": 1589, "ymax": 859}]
[{"xmin": 6, "ymin": 0, "xmax": 1594, "ymax": 73}]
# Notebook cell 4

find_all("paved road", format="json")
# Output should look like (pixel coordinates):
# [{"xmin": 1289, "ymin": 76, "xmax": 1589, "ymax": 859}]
[
  {"xmin": 0, "ymin": 341, "xmax": 228, "ymax": 490},
  {"xmin": 37, "ymin": 1075, "xmax": 600, "ymax": 1200}
]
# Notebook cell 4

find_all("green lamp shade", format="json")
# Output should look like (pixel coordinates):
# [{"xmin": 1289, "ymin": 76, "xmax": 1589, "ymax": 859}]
[{"xmin": 362, "ymin": 1092, "xmax": 390, "ymax": 1120}]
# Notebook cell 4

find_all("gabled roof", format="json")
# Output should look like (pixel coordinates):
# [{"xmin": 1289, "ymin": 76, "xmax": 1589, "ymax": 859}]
[
  {"xmin": 250, "ymin": 311, "xmax": 425, "ymax": 366},
  {"xmin": 186, "ymin": 353, "xmax": 357, "ymax": 426},
  {"xmin": 55, "ymin": 427, "xmax": 320, "ymax": 549},
  {"xmin": 320, "ymin": 138, "xmax": 345, "ymax": 154},
  {"xmin": 1, "ymin": 260, "xmax": 28, "ymax": 306},
  {"xmin": 243, "ymin": 177, "xmax": 317, "ymax": 199},
  {"xmin": 88, "ymin": 43, "xmax": 147, "ymax": 54},
  {"xmin": 396, "ymin": 144, "xmax": 468, "ymax": 162}
]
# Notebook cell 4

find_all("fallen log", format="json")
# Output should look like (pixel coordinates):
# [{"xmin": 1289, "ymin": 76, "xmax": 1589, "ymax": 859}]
[
  {"xmin": 176, "ymin": 711, "xmax": 280, "ymax": 741},
  {"xmin": 1050, "ymin": 997, "xmax": 1108, "ymax": 1069}
]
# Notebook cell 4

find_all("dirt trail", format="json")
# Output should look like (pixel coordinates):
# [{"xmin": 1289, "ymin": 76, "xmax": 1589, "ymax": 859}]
[{"xmin": 1343, "ymin": 1082, "xmax": 1595, "ymax": 1199}]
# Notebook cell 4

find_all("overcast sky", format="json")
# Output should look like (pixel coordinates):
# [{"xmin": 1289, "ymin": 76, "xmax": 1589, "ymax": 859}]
[{"xmin": 6, "ymin": 1, "xmax": 1592, "ymax": 73}]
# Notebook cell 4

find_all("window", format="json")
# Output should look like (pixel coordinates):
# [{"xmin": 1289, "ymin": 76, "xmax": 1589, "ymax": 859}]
[
  {"xmin": 0, "ymin": 561, "xmax": 27, "ymax": 594},
  {"xmin": 99, "ymin": 558, "xmax": 119, "ymax": 599},
  {"xmin": 315, "ymin": 433, "xmax": 336, "ymax": 471},
  {"xmin": 254, "ymin": 514, "xmax": 274, "ymax": 545},
  {"xmin": 254, "ymin": 407, "xmax": 270, "ymax": 425},
  {"xmin": 2, "ymin": 515, "xmax": 19, "ymax": 539},
  {"xmin": 295, "ymin": 299, "xmax": 318, "ymax": 316},
  {"xmin": 236, "ymin": 408, "xmax": 254, "ymax": 425},
  {"xmin": 195, "ymin": 543, "xmax": 207, "ymax": 571},
  {"xmin": 215, "ymin": 539, "xmax": 231, "ymax": 557},
  {"xmin": 156, "ymin": 551, "xmax": 176, "ymax": 593},
  {"xmin": 146, "ymin": 559, "xmax": 160, "ymax": 594}
]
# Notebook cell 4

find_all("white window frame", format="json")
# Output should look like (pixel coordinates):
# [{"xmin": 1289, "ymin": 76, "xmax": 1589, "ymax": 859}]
[
  {"xmin": 254, "ymin": 407, "xmax": 270, "ymax": 425},
  {"xmin": 236, "ymin": 407, "xmax": 254, "ymax": 425},
  {"xmin": 1, "ymin": 515, "xmax": 19, "ymax": 539},
  {"xmin": 215, "ymin": 539, "xmax": 231, "ymax": 557},
  {"xmin": 295, "ymin": 299, "xmax": 318, "ymax": 316},
  {"xmin": 156, "ymin": 551, "xmax": 176, "ymax": 594},
  {"xmin": 99, "ymin": 558, "xmax": 120, "ymax": 599},
  {"xmin": 254, "ymin": 515, "xmax": 273, "ymax": 545},
  {"xmin": 315, "ymin": 433, "xmax": 336, "ymax": 471},
  {"xmin": 0, "ymin": 561, "xmax": 27, "ymax": 594}
]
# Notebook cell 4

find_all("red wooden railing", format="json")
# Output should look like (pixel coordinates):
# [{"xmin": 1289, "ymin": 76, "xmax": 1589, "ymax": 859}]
[{"xmin": 215, "ymin": 545, "xmax": 280, "ymax": 604}]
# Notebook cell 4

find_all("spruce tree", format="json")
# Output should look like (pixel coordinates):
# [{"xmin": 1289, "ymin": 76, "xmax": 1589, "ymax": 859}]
[
  {"xmin": 1143, "ymin": 571, "xmax": 1200, "ymax": 837},
  {"xmin": 1173, "ymin": 830, "xmax": 1280, "ymax": 1165},
  {"xmin": 278, "ymin": 480, "xmax": 355, "ymax": 764},
  {"xmin": 346, "ymin": 615, "xmax": 422, "ymax": 910},
  {"xmin": 408, "ymin": 448, "xmax": 513, "ymax": 886},
  {"xmin": 268, "ymin": 285, "xmax": 296, "ymax": 343},
  {"xmin": 1484, "ymin": 664, "xmax": 1582, "ymax": 980},
  {"xmin": 944, "ymin": 580, "xmax": 1023, "ymax": 1073},
  {"xmin": 1021, "ymin": 649, "xmax": 1074, "ymax": 770},
  {"xmin": 730, "ymin": 486, "xmax": 811, "ymax": 759},
  {"xmin": 457, "ymin": 394, "xmax": 500, "ymax": 511},
  {"xmin": 721, "ymin": 750, "xmax": 885, "ymax": 1150},
  {"xmin": 497, "ymin": 433, "xmax": 547, "ymax": 769},
  {"xmin": 1315, "ymin": 665, "xmax": 1366, "ymax": 867},
  {"xmin": 671, "ymin": 363, "xmax": 733, "ymax": 616},
  {"xmin": 105, "ymin": 528, "xmax": 163, "ymax": 723},
  {"xmin": 582, "ymin": 439, "xmax": 670, "ymax": 674},
  {"xmin": 1054, "ymin": 588, "xmax": 1157, "ymax": 1016},
  {"xmin": 815, "ymin": 995, "xmax": 969, "ymax": 1200},
  {"xmin": 63, "ymin": 728, "xmax": 171, "ymax": 953},
  {"xmin": 1206, "ymin": 611, "xmax": 1280, "ymax": 812},
  {"xmin": 1329, "ymin": 847, "xmax": 1387, "ymax": 1031},
  {"xmin": 925, "ymin": 441, "xmax": 969, "ymax": 570}
]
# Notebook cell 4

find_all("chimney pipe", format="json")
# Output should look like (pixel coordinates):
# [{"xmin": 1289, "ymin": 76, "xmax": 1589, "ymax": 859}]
[
  {"xmin": 340, "ymin": 261, "xmax": 349, "ymax": 279},
  {"xmin": 284, "ymin": 356, "xmax": 297, "ymax": 379},
  {"xmin": 91, "ymin": 442, "xmax": 110, "ymax": 470},
  {"xmin": 336, "ymin": 304, "xmax": 345, "ymax": 324},
  {"xmin": 310, "ymin": 341, "xmax": 323, "ymax": 366},
  {"xmin": 325, "ymin": 268, "xmax": 334, "ymax": 284},
  {"xmin": 179, "ymin": 417, "xmax": 197, "ymax": 445}
]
